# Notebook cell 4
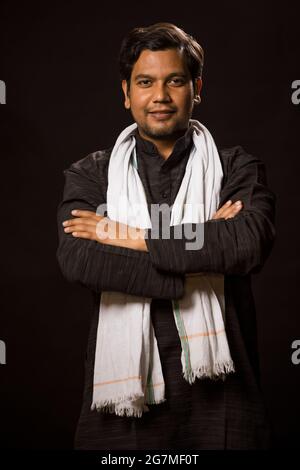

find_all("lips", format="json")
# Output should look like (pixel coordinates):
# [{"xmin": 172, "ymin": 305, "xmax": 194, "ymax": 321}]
[
  {"xmin": 149, "ymin": 110, "xmax": 175, "ymax": 114},
  {"xmin": 148, "ymin": 110, "xmax": 175, "ymax": 120}
]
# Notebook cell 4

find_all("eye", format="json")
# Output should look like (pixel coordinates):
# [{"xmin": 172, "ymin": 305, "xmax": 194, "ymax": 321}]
[
  {"xmin": 137, "ymin": 79, "xmax": 151, "ymax": 86},
  {"xmin": 169, "ymin": 78, "xmax": 185, "ymax": 85}
]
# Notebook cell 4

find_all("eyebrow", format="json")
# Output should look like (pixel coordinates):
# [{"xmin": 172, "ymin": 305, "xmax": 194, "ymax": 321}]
[{"xmin": 134, "ymin": 72, "xmax": 188, "ymax": 81}]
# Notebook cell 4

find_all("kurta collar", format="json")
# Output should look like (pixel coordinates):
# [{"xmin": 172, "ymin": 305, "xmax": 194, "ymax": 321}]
[{"xmin": 134, "ymin": 123, "xmax": 194, "ymax": 169}]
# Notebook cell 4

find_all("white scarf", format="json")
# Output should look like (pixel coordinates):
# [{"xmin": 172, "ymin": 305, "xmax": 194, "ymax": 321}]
[{"xmin": 91, "ymin": 119, "xmax": 235, "ymax": 418}]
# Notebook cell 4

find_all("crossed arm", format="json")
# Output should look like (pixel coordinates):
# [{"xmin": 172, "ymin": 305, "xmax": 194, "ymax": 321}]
[
  {"xmin": 142, "ymin": 147, "xmax": 276, "ymax": 276},
  {"xmin": 56, "ymin": 145, "xmax": 276, "ymax": 298},
  {"xmin": 56, "ymin": 160, "xmax": 185, "ymax": 299},
  {"xmin": 61, "ymin": 198, "xmax": 243, "ymax": 248}
]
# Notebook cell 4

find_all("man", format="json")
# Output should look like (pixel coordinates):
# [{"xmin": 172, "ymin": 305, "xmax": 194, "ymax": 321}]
[{"xmin": 56, "ymin": 23, "xmax": 276, "ymax": 450}]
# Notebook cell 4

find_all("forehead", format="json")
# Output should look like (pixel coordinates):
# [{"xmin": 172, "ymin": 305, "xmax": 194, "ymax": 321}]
[{"xmin": 131, "ymin": 48, "xmax": 189, "ymax": 77}]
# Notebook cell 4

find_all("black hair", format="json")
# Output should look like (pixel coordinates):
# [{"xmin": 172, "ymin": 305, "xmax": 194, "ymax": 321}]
[{"xmin": 118, "ymin": 22, "xmax": 204, "ymax": 93}]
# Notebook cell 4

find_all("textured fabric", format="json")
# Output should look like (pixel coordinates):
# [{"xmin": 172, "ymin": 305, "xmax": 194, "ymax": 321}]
[
  {"xmin": 92, "ymin": 120, "xmax": 234, "ymax": 418},
  {"xmin": 56, "ymin": 125, "xmax": 276, "ymax": 449}
]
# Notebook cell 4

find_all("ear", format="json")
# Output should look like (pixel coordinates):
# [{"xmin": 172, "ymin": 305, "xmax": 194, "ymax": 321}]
[
  {"xmin": 121, "ymin": 80, "xmax": 131, "ymax": 109},
  {"xmin": 193, "ymin": 77, "xmax": 203, "ymax": 104},
  {"xmin": 195, "ymin": 77, "xmax": 202, "ymax": 96}
]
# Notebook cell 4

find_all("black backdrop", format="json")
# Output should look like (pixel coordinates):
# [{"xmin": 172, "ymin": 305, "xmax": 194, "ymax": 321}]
[{"xmin": 0, "ymin": 0, "xmax": 299, "ymax": 450}]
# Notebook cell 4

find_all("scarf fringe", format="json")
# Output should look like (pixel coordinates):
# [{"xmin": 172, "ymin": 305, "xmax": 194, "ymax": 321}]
[
  {"xmin": 183, "ymin": 360, "xmax": 236, "ymax": 384},
  {"xmin": 93, "ymin": 403, "xmax": 146, "ymax": 418},
  {"xmin": 146, "ymin": 397, "xmax": 167, "ymax": 406},
  {"xmin": 91, "ymin": 393, "xmax": 167, "ymax": 418}
]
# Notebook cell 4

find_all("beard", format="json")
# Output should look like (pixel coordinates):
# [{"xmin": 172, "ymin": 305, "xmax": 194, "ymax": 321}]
[{"xmin": 138, "ymin": 118, "xmax": 189, "ymax": 141}]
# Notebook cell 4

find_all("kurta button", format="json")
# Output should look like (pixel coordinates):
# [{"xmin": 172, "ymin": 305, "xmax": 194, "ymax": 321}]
[{"xmin": 162, "ymin": 191, "xmax": 169, "ymax": 198}]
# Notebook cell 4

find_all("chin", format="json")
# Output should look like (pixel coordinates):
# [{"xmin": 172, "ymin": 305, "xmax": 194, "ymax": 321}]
[{"xmin": 141, "ymin": 124, "xmax": 181, "ymax": 140}]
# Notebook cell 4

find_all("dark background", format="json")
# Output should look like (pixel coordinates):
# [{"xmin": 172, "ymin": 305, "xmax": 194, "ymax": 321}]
[{"xmin": 0, "ymin": 0, "xmax": 299, "ymax": 449}]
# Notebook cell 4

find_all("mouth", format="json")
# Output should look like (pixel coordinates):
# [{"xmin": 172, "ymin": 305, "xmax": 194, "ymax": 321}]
[{"xmin": 148, "ymin": 110, "xmax": 176, "ymax": 121}]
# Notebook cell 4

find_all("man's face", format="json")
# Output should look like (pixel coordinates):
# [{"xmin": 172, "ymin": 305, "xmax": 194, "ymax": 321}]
[{"xmin": 121, "ymin": 48, "xmax": 202, "ymax": 141}]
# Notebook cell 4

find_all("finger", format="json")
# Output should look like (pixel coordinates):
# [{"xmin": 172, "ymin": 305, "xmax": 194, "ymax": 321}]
[
  {"xmin": 71, "ymin": 231, "xmax": 97, "ymax": 240},
  {"xmin": 63, "ymin": 217, "xmax": 96, "ymax": 228},
  {"xmin": 212, "ymin": 200, "xmax": 232, "ymax": 219},
  {"xmin": 64, "ymin": 223, "xmax": 96, "ymax": 233},
  {"xmin": 71, "ymin": 209, "xmax": 104, "ymax": 220},
  {"xmin": 212, "ymin": 201, "xmax": 243, "ymax": 220},
  {"xmin": 223, "ymin": 202, "xmax": 243, "ymax": 219}
]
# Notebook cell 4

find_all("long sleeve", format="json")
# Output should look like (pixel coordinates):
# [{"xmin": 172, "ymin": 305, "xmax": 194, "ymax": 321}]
[
  {"xmin": 144, "ymin": 145, "xmax": 276, "ymax": 276},
  {"xmin": 56, "ymin": 152, "xmax": 184, "ymax": 299}
]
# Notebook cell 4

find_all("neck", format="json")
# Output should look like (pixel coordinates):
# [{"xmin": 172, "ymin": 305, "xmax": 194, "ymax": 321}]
[{"xmin": 137, "ymin": 127, "xmax": 187, "ymax": 160}]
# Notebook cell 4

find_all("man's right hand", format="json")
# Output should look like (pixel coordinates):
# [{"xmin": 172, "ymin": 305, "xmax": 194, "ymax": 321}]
[{"xmin": 211, "ymin": 200, "xmax": 243, "ymax": 220}]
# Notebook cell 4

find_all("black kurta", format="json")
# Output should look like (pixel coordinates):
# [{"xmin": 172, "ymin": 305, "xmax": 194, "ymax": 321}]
[{"xmin": 56, "ymin": 124, "xmax": 276, "ymax": 450}]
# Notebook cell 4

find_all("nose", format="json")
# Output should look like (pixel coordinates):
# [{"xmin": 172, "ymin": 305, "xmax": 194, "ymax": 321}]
[{"xmin": 152, "ymin": 81, "xmax": 171, "ymax": 103}]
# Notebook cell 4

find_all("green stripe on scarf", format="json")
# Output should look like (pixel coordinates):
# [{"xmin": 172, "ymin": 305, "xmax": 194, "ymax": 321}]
[
  {"xmin": 173, "ymin": 299, "xmax": 192, "ymax": 381},
  {"xmin": 146, "ymin": 356, "xmax": 155, "ymax": 404}
]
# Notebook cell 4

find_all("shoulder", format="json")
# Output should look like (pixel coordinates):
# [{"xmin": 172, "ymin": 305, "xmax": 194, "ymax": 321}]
[
  {"xmin": 64, "ymin": 146, "xmax": 113, "ymax": 182},
  {"xmin": 61, "ymin": 147, "xmax": 114, "ymax": 203},
  {"xmin": 218, "ymin": 144, "xmax": 268, "ymax": 185},
  {"xmin": 218, "ymin": 144, "xmax": 264, "ymax": 167}
]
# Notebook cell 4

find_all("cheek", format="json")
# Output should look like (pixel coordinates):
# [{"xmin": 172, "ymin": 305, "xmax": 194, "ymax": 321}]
[
  {"xmin": 130, "ymin": 92, "xmax": 150, "ymax": 112},
  {"xmin": 179, "ymin": 96, "xmax": 194, "ymax": 112},
  {"xmin": 176, "ymin": 89, "xmax": 194, "ymax": 109}
]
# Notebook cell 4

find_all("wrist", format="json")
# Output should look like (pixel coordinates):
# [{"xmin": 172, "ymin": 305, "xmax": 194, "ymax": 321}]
[{"xmin": 135, "ymin": 228, "xmax": 148, "ymax": 252}]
